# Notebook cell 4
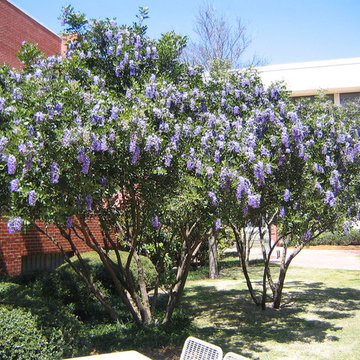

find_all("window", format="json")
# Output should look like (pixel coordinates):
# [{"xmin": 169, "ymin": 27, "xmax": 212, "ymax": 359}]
[
  {"xmin": 340, "ymin": 92, "xmax": 360, "ymax": 105},
  {"xmin": 21, "ymin": 252, "xmax": 72, "ymax": 274}
]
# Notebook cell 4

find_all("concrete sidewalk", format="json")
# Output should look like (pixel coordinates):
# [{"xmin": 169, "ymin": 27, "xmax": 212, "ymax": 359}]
[
  {"xmin": 283, "ymin": 248, "xmax": 360, "ymax": 270},
  {"xmin": 249, "ymin": 246, "xmax": 360, "ymax": 270}
]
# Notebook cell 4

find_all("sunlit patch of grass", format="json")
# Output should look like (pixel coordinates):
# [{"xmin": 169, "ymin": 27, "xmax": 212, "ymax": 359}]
[{"xmin": 182, "ymin": 256, "xmax": 360, "ymax": 360}]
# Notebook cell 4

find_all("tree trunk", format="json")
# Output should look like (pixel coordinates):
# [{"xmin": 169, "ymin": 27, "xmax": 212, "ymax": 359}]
[
  {"xmin": 208, "ymin": 231, "xmax": 219, "ymax": 279},
  {"xmin": 231, "ymin": 224, "xmax": 260, "ymax": 306},
  {"xmin": 273, "ymin": 265, "xmax": 287, "ymax": 309}
]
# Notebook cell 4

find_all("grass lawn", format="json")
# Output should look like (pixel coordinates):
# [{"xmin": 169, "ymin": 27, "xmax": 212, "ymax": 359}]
[
  {"xmin": 0, "ymin": 255, "xmax": 359, "ymax": 359},
  {"xmin": 182, "ymin": 257, "xmax": 360, "ymax": 360}
]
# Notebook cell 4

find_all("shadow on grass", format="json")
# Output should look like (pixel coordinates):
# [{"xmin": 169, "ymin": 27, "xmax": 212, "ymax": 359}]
[{"xmin": 182, "ymin": 281, "xmax": 360, "ymax": 358}]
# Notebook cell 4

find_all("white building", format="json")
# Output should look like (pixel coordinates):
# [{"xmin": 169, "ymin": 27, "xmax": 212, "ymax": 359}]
[{"xmin": 257, "ymin": 57, "xmax": 360, "ymax": 105}]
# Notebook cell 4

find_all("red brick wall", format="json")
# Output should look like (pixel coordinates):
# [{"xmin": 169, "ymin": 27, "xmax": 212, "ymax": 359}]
[
  {"xmin": 0, "ymin": 3, "xmax": 104, "ymax": 276},
  {"xmin": 270, "ymin": 224, "xmax": 279, "ymax": 245},
  {"xmin": 0, "ymin": 217, "xmax": 104, "ymax": 276},
  {"xmin": 0, "ymin": 0, "xmax": 62, "ymax": 68}
]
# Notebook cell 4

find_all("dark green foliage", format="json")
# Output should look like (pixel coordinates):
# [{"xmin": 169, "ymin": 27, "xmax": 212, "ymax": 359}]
[
  {"xmin": 35, "ymin": 251, "xmax": 157, "ymax": 321},
  {"xmin": 0, "ymin": 307, "xmax": 63, "ymax": 360},
  {"xmin": 87, "ymin": 308, "xmax": 192, "ymax": 354},
  {"xmin": 312, "ymin": 230, "xmax": 360, "ymax": 246},
  {"xmin": 0, "ymin": 264, "xmax": 191, "ymax": 358},
  {"xmin": 63, "ymin": 250, "xmax": 157, "ymax": 292}
]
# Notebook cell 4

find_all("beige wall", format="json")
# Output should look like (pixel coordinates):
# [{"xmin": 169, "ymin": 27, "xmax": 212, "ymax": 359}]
[{"xmin": 257, "ymin": 57, "xmax": 360, "ymax": 105}]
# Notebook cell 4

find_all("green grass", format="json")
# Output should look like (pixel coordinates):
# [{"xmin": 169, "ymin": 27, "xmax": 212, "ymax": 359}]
[
  {"xmin": 182, "ymin": 258, "xmax": 360, "ymax": 360},
  {"xmin": 0, "ymin": 254, "xmax": 359, "ymax": 359}
]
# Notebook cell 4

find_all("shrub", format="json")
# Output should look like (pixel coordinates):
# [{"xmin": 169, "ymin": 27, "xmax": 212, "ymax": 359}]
[
  {"xmin": 0, "ymin": 306, "xmax": 63, "ymax": 360},
  {"xmin": 71, "ymin": 250, "xmax": 157, "ymax": 291},
  {"xmin": 35, "ymin": 251, "xmax": 157, "ymax": 322},
  {"xmin": 313, "ymin": 230, "xmax": 360, "ymax": 246}
]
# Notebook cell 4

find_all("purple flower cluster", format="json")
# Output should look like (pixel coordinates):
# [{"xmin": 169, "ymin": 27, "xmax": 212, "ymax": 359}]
[
  {"xmin": 10, "ymin": 178, "xmax": 19, "ymax": 192},
  {"xmin": 7, "ymin": 154, "xmax": 16, "ymax": 174},
  {"xmin": 152, "ymin": 215, "xmax": 161, "ymax": 230},
  {"xmin": 208, "ymin": 191, "xmax": 218, "ymax": 206},
  {"xmin": 28, "ymin": 190, "xmax": 37, "ymax": 206},
  {"xmin": 51, "ymin": 162, "xmax": 60, "ymax": 183},
  {"xmin": 7, "ymin": 217, "xmax": 22, "ymax": 233}
]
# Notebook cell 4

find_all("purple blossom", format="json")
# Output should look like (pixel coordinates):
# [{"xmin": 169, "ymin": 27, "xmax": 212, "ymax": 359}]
[
  {"xmin": 63, "ymin": 129, "xmax": 72, "ymax": 147},
  {"xmin": 93, "ymin": 75, "xmax": 100, "ymax": 85},
  {"xmin": 232, "ymin": 106, "xmax": 240, "ymax": 115},
  {"xmin": 243, "ymin": 205, "xmax": 249, "ymax": 215},
  {"xmin": 86, "ymin": 195, "xmax": 92, "ymax": 210},
  {"xmin": 254, "ymin": 161, "xmax": 265, "ymax": 185},
  {"xmin": 18, "ymin": 143, "xmax": 27, "ymax": 155},
  {"xmin": 304, "ymin": 229, "xmax": 312, "ymax": 242},
  {"xmin": 325, "ymin": 155, "xmax": 331, "ymax": 167},
  {"xmin": 7, "ymin": 216, "xmax": 22, "ymax": 234},
  {"xmin": 145, "ymin": 84, "xmax": 156, "ymax": 99},
  {"xmin": 109, "ymin": 129, "xmax": 116, "ymax": 141},
  {"xmin": 153, "ymin": 107, "xmax": 162, "ymax": 118},
  {"xmin": 82, "ymin": 156, "xmax": 90, "ymax": 174},
  {"xmin": 105, "ymin": 30, "xmax": 113, "ymax": 41},
  {"xmin": 228, "ymin": 141, "xmax": 240, "ymax": 153},
  {"xmin": 100, "ymin": 135, "xmax": 108, "ymax": 151},
  {"xmin": 315, "ymin": 182, "xmax": 323, "ymax": 193},
  {"xmin": 51, "ymin": 162, "xmax": 60, "ymax": 183},
  {"xmin": 129, "ymin": 59, "xmax": 135, "ymax": 75},
  {"xmin": 0, "ymin": 97, "xmax": 5, "ymax": 110},
  {"xmin": 55, "ymin": 102, "xmax": 63, "ymax": 114},
  {"xmin": 28, "ymin": 190, "xmax": 37, "ymax": 206},
  {"xmin": 248, "ymin": 193, "xmax": 261, "ymax": 208},
  {"xmin": 236, "ymin": 177, "xmax": 249, "ymax": 199},
  {"xmin": 28, "ymin": 125, "xmax": 34, "ymax": 138},
  {"xmin": 65, "ymin": 216, "xmax": 73, "ymax": 228},
  {"xmin": 266, "ymin": 164, "xmax": 272, "ymax": 174},
  {"xmin": 0, "ymin": 136, "xmax": 8, "ymax": 153},
  {"xmin": 187, "ymin": 159, "xmax": 195, "ymax": 171},
  {"xmin": 7, "ymin": 154, "xmax": 17, "ymax": 174},
  {"xmin": 324, "ymin": 190, "xmax": 336, "ymax": 207},
  {"xmin": 151, "ymin": 46, "xmax": 157, "ymax": 60},
  {"xmin": 206, "ymin": 166, "xmax": 214, "ymax": 178},
  {"xmin": 284, "ymin": 189, "xmax": 290, "ymax": 202},
  {"xmin": 10, "ymin": 178, "xmax": 19, "ymax": 192},
  {"xmin": 145, "ymin": 134, "xmax": 162, "ymax": 153},
  {"xmin": 208, "ymin": 191, "xmax": 217, "ymax": 206},
  {"xmin": 101, "ymin": 177, "xmax": 107, "ymax": 187},
  {"xmin": 281, "ymin": 130, "xmax": 289, "ymax": 147},
  {"xmin": 131, "ymin": 145, "xmax": 140, "ymax": 165},
  {"xmin": 279, "ymin": 206, "xmax": 286, "ymax": 218},
  {"xmin": 214, "ymin": 150, "xmax": 220, "ymax": 163},
  {"xmin": 164, "ymin": 153, "xmax": 172, "ymax": 167},
  {"xmin": 129, "ymin": 139, "xmax": 137, "ymax": 153},
  {"xmin": 287, "ymin": 111, "xmax": 298, "ymax": 122},
  {"xmin": 261, "ymin": 145, "xmax": 271, "ymax": 157},
  {"xmin": 152, "ymin": 215, "xmax": 161, "ymax": 230},
  {"xmin": 109, "ymin": 106, "xmax": 119, "ymax": 121},
  {"xmin": 215, "ymin": 218, "xmax": 221, "ymax": 232},
  {"xmin": 25, "ymin": 160, "xmax": 32, "ymax": 171},
  {"xmin": 330, "ymin": 170, "xmax": 340, "ymax": 189}
]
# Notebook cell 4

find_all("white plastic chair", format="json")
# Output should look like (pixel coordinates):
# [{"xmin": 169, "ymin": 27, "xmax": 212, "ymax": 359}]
[
  {"xmin": 180, "ymin": 336, "xmax": 223, "ymax": 360},
  {"xmin": 223, "ymin": 352, "xmax": 250, "ymax": 360}
]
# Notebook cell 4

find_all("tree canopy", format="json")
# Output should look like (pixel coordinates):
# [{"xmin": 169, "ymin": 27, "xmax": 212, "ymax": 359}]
[{"xmin": 1, "ymin": 6, "xmax": 360, "ymax": 324}]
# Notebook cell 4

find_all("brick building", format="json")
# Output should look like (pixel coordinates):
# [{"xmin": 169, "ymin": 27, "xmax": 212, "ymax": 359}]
[
  {"xmin": 0, "ymin": 1, "xmax": 101, "ymax": 276},
  {"xmin": 0, "ymin": 0, "xmax": 62, "ymax": 68}
]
